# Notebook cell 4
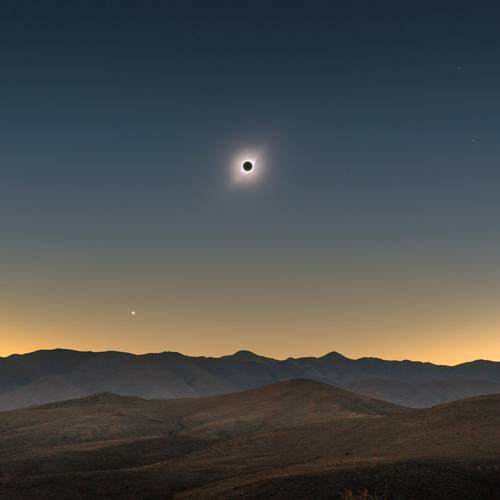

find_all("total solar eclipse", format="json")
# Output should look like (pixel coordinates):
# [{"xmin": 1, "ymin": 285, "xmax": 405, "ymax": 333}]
[
  {"xmin": 231, "ymin": 153, "xmax": 260, "ymax": 185},
  {"xmin": 242, "ymin": 161, "xmax": 254, "ymax": 172}
]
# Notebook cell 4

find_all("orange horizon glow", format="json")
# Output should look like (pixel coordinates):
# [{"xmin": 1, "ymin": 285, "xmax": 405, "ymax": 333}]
[
  {"xmin": 4, "ymin": 235, "xmax": 500, "ymax": 367},
  {"xmin": 2, "ymin": 315, "xmax": 499, "ymax": 365}
]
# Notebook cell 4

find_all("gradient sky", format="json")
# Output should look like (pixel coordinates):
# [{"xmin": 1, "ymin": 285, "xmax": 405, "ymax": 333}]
[{"xmin": 2, "ymin": 1, "xmax": 500, "ymax": 364}]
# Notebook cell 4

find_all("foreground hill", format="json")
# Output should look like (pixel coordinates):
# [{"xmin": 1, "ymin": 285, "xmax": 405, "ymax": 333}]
[
  {"xmin": 1, "ymin": 349, "xmax": 500, "ymax": 410},
  {"xmin": 0, "ymin": 381, "xmax": 498, "ymax": 499},
  {"xmin": 0, "ymin": 380, "xmax": 403, "ymax": 459}
]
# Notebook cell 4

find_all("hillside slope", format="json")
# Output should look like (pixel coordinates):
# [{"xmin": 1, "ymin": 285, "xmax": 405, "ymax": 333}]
[{"xmin": 0, "ymin": 383, "xmax": 498, "ymax": 499}]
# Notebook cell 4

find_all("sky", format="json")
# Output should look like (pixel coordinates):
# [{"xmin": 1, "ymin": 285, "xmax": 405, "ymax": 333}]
[{"xmin": 1, "ymin": 1, "xmax": 500, "ymax": 364}]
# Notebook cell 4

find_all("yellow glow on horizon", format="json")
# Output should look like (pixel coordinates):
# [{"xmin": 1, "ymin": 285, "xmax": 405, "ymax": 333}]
[
  {"xmin": 2, "ymin": 312, "xmax": 499, "ymax": 365},
  {"xmin": 3, "ymin": 258, "xmax": 499, "ymax": 365}
]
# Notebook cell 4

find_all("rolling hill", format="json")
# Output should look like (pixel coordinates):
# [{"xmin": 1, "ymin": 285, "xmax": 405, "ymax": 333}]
[{"xmin": 0, "ymin": 380, "xmax": 499, "ymax": 499}]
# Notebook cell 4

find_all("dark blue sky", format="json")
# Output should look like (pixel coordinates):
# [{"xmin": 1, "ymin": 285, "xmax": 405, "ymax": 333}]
[{"xmin": 2, "ymin": 1, "xmax": 500, "ymax": 362}]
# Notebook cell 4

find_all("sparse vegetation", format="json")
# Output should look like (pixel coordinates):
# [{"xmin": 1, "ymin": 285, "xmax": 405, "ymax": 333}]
[{"xmin": 341, "ymin": 489, "xmax": 387, "ymax": 500}]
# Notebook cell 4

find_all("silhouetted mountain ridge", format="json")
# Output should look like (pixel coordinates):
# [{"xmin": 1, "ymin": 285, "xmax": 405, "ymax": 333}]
[{"xmin": 0, "ymin": 348, "xmax": 499, "ymax": 411}]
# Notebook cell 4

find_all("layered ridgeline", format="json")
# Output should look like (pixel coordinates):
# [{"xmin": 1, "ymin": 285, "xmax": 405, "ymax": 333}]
[{"xmin": 0, "ymin": 349, "xmax": 499, "ymax": 410}]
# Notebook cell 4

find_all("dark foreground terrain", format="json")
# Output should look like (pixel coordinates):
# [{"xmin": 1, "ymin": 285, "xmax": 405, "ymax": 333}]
[{"xmin": 0, "ymin": 379, "xmax": 499, "ymax": 499}]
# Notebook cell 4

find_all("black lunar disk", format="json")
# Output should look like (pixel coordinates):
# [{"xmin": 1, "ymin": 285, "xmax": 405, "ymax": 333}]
[{"xmin": 242, "ymin": 161, "xmax": 253, "ymax": 172}]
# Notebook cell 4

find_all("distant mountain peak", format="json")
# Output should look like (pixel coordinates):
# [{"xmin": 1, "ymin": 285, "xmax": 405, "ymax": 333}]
[{"xmin": 321, "ymin": 351, "xmax": 350, "ymax": 361}]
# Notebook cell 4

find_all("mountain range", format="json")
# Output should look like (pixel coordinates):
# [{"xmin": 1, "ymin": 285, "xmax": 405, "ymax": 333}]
[{"xmin": 1, "ymin": 348, "xmax": 500, "ymax": 410}]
